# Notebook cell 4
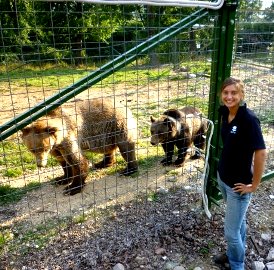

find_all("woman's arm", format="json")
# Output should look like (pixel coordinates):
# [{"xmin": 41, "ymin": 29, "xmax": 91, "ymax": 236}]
[{"xmin": 251, "ymin": 149, "xmax": 267, "ymax": 190}]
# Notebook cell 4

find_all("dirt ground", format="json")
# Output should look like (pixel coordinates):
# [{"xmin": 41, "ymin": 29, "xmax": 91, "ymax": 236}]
[
  {"xmin": 0, "ymin": 63, "xmax": 274, "ymax": 269},
  {"xmin": 1, "ymin": 176, "xmax": 274, "ymax": 270}
]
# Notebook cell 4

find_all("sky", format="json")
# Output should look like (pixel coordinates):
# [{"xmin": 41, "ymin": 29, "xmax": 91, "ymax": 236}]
[{"xmin": 261, "ymin": 0, "xmax": 272, "ymax": 8}]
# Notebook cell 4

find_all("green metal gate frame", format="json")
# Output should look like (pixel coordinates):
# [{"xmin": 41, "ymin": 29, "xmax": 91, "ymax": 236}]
[
  {"xmin": 206, "ymin": 0, "xmax": 274, "ymax": 205},
  {"xmin": 0, "ymin": 1, "xmax": 273, "ymax": 205}
]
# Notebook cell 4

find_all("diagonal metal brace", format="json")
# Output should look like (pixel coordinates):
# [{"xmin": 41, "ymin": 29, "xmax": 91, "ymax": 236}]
[{"xmin": 0, "ymin": 8, "xmax": 208, "ymax": 141}]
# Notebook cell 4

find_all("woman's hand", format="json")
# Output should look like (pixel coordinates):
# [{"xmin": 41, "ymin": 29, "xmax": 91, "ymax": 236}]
[{"xmin": 233, "ymin": 183, "xmax": 256, "ymax": 195}]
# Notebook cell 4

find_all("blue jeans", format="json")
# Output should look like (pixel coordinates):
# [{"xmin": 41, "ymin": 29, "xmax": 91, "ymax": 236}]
[{"xmin": 217, "ymin": 173, "xmax": 252, "ymax": 270}]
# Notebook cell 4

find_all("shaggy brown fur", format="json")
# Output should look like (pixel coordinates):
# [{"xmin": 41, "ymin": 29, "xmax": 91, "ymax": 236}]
[
  {"xmin": 150, "ymin": 106, "xmax": 207, "ymax": 166},
  {"xmin": 21, "ymin": 98, "xmax": 138, "ymax": 195}
]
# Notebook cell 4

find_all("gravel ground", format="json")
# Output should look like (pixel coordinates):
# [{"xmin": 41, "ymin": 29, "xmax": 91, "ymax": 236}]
[{"xmin": 2, "ymin": 178, "xmax": 273, "ymax": 270}]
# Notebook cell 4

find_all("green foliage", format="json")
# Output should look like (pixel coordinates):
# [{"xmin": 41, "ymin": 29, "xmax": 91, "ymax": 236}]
[
  {"xmin": 0, "ymin": 229, "xmax": 14, "ymax": 252},
  {"xmin": 3, "ymin": 168, "xmax": 22, "ymax": 178},
  {"xmin": 0, "ymin": 181, "xmax": 41, "ymax": 205},
  {"xmin": 0, "ymin": 141, "xmax": 34, "ymax": 177},
  {"xmin": 147, "ymin": 191, "xmax": 159, "ymax": 202},
  {"xmin": 238, "ymin": 0, "xmax": 263, "ymax": 21},
  {"xmin": 166, "ymin": 170, "xmax": 180, "ymax": 176},
  {"xmin": 164, "ymin": 96, "xmax": 208, "ymax": 115},
  {"xmin": 138, "ymin": 155, "xmax": 161, "ymax": 171},
  {"xmin": 0, "ymin": 3, "xmax": 214, "ymax": 66},
  {"xmin": 0, "ymin": 218, "xmax": 68, "ymax": 256},
  {"xmin": 236, "ymin": 21, "xmax": 274, "ymax": 58},
  {"xmin": 257, "ymin": 109, "xmax": 274, "ymax": 125},
  {"xmin": 0, "ymin": 1, "xmax": 271, "ymax": 68},
  {"xmin": 263, "ymin": 3, "xmax": 274, "ymax": 21}
]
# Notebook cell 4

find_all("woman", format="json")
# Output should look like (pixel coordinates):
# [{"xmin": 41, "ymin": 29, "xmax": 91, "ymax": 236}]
[{"xmin": 214, "ymin": 77, "xmax": 267, "ymax": 270}]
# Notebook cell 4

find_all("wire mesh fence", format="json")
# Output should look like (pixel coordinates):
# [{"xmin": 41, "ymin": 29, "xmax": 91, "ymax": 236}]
[
  {"xmin": 232, "ymin": 8, "xmax": 274, "ymax": 178},
  {"xmin": 0, "ymin": 2, "xmax": 273, "ymax": 269}
]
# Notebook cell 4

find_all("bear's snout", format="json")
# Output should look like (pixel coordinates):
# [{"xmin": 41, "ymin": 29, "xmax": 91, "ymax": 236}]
[
  {"xmin": 150, "ymin": 136, "xmax": 160, "ymax": 145},
  {"xmin": 35, "ymin": 153, "xmax": 49, "ymax": 168},
  {"xmin": 36, "ymin": 158, "xmax": 48, "ymax": 168}
]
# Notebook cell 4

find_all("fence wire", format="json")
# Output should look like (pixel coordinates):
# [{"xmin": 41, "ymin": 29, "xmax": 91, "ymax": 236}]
[{"xmin": 0, "ymin": 3, "xmax": 273, "ymax": 269}]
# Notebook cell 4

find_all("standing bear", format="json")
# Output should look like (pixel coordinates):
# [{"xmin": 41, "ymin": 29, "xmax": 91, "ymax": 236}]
[
  {"xmin": 21, "ymin": 98, "xmax": 138, "ymax": 195},
  {"xmin": 150, "ymin": 106, "xmax": 207, "ymax": 167}
]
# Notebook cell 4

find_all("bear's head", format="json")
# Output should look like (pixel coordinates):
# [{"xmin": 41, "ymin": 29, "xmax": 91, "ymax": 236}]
[
  {"xmin": 150, "ymin": 115, "xmax": 179, "ymax": 145},
  {"xmin": 21, "ymin": 122, "xmax": 59, "ymax": 167}
]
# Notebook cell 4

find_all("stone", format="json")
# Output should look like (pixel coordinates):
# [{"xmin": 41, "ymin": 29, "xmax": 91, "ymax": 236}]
[
  {"xmin": 266, "ymin": 247, "xmax": 274, "ymax": 261},
  {"xmin": 164, "ymin": 262, "xmax": 179, "ymax": 269},
  {"xmin": 155, "ymin": 247, "xmax": 166, "ymax": 255},
  {"xmin": 261, "ymin": 233, "xmax": 272, "ymax": 241},
  {"xmin": 265, "ymin": 261, "xmax": 274, "ymax": 270},
  {"xmin": 173, "ymin": 266, "xmax": 186, "ymax": 270},
  {"xmin": 157, "ymin": 187, "xmax": 169, "ymax": 194},
  {"xmin": 187, "ymin": 73, "xmax": 196, "ymax": 79},
  {"xmin": 251, "ymin": 261, "xmax": 265, "ymax": 270},
  {"xmin": 113, "ymin": 263, "xmax": 125, "ymax": 270}
]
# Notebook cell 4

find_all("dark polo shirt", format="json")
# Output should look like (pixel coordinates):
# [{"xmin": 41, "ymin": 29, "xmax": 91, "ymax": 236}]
[{"xmin": 218, "ymin": 104, "xmax": 266, "ymax": 188}]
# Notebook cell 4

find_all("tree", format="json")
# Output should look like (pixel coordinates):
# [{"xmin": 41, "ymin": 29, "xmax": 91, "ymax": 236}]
[
  {"xmin": 235, "ymin": 0, "xmax": 273, "ymax": 60},
  {"xmin": 238, "ymin": 0, "xmax": 263, "ymax": 22},
  {"xmin": 0, "ymin": 1, "xmax": 36, "ymax": 61},
  {"xmin": 263, "ymin": 2, "xmax": 274, "ymax": 22}
]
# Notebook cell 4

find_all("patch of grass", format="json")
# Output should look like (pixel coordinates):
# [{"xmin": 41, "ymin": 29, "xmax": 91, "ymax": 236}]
[
  {"xmin": 0, "ymin": 204, "xmax": 115, "ymax": 257},
  {"xmin": 3, "ymin": 218, "xmax": 69, "ymax": 256},
  {"xmin": 133, "ymin": 96, "xmax": 209, "ymax": 119},
  {"xmin": 179, "ymin": 60, "xmax": 211, "ymax": 74},
  {"xmin": 0, "ymin": 141, "xmax": 27, "ymax": 166},
  {"xmin": 0, "ymin": 63, "xmax": 172, "ymax": 92},
  {"xmin": 138, "ymin": 155, "xmax": 161, "ymax": 170},
  {"xmin": 198, "ymin": 240, "xmax": 216, "ymax": 256},
  {"xmin": 139, "ymin": 125, "xmax": 151, "ymax": 138},
  {"xmin": 0, "ymin": 181, "xmax": 42, "ymax": 205},
  {"xmin": 199, "ymin": 246, "xmax": 210, "ymax": 255},
  {"xmin": 73, "ymin": 215, "xmax": 88, "ymax": 224},
  {"xmin": 84, "ymin": 151, "xmax": 102, "ymax": 164},
  {"xmin": 137, "ymin": 141, "xmax": 164, "ymax": 170},
  {"xmin": 2, "ymin": 167, "xmax": 22, "ymax": 178},
  {"xmin": 46, "ymin": 156, "xmax": 60, "ymax": 167},
  {"xmin": 0, "ymin": 229, "xmax": 14, "ymax": 253},
  {"xmin": 0, "ymin": 141, "xmax": 35, "ymax": 177},
  {"xmin": 257, "ymin": 109, "xmax": 274, "ymax": 125},
  {"xmin": 147, "ymin": 191, "xmax": 159, "ymax": 202},
  {"xmin": 166, "ymin": 170, "xmax": 180, "ymax": 176},
  {"xmin": 0, "ymin": 140, "xmax": 60, "ymax": 177}
]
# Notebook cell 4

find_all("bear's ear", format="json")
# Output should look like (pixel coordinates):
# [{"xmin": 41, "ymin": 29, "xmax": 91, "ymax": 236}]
[
  {"xmin": 45, "ymin": 127, "xmax": 58, "ymax": 135},
  {"xmin": 150, "ymin": 116, "xmax": 156, "ymax": 123},
  {"xmin": 21, "ymin": 127, "xmax": 31, "ymax": 136}
]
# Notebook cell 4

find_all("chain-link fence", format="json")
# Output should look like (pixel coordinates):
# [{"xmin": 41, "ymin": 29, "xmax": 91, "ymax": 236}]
[{"xmin": 0, "ymin": 2, "xmax": 273, "ymax": 269}]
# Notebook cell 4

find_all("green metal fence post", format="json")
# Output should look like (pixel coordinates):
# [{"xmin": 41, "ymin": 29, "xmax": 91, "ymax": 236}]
[{"xmin": 207, "ymin": 0, "xmax": 239, "ymax": 206}]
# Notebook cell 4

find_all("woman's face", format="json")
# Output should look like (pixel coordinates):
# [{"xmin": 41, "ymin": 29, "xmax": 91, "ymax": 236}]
[{"xmin": 221, "ymin": 84, "xmax": 244, "ymax": 110}]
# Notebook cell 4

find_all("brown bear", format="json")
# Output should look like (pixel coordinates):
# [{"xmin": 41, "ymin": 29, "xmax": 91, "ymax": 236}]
[
  {"xmin": 150, "ymin": 106, "xmax": 207, "ymax": 166},
  {"xmin": 21, "ymin": 98, "xmax": 138, "ymax": 195}
]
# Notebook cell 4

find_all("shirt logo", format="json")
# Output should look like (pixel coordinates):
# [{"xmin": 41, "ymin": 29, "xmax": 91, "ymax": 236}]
[{"xmin": 230, "ymin": 126, "xmax": 237, "ymax": 134}]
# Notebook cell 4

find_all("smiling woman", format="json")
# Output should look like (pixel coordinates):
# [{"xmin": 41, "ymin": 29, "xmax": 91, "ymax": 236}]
[
  {"xmin": 214, "ymin": 77, "xmax": 267, "ymax": 270},
  {"xmin": 220, "ymin": 78, "xmax": 245, "ymax": 119}
]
